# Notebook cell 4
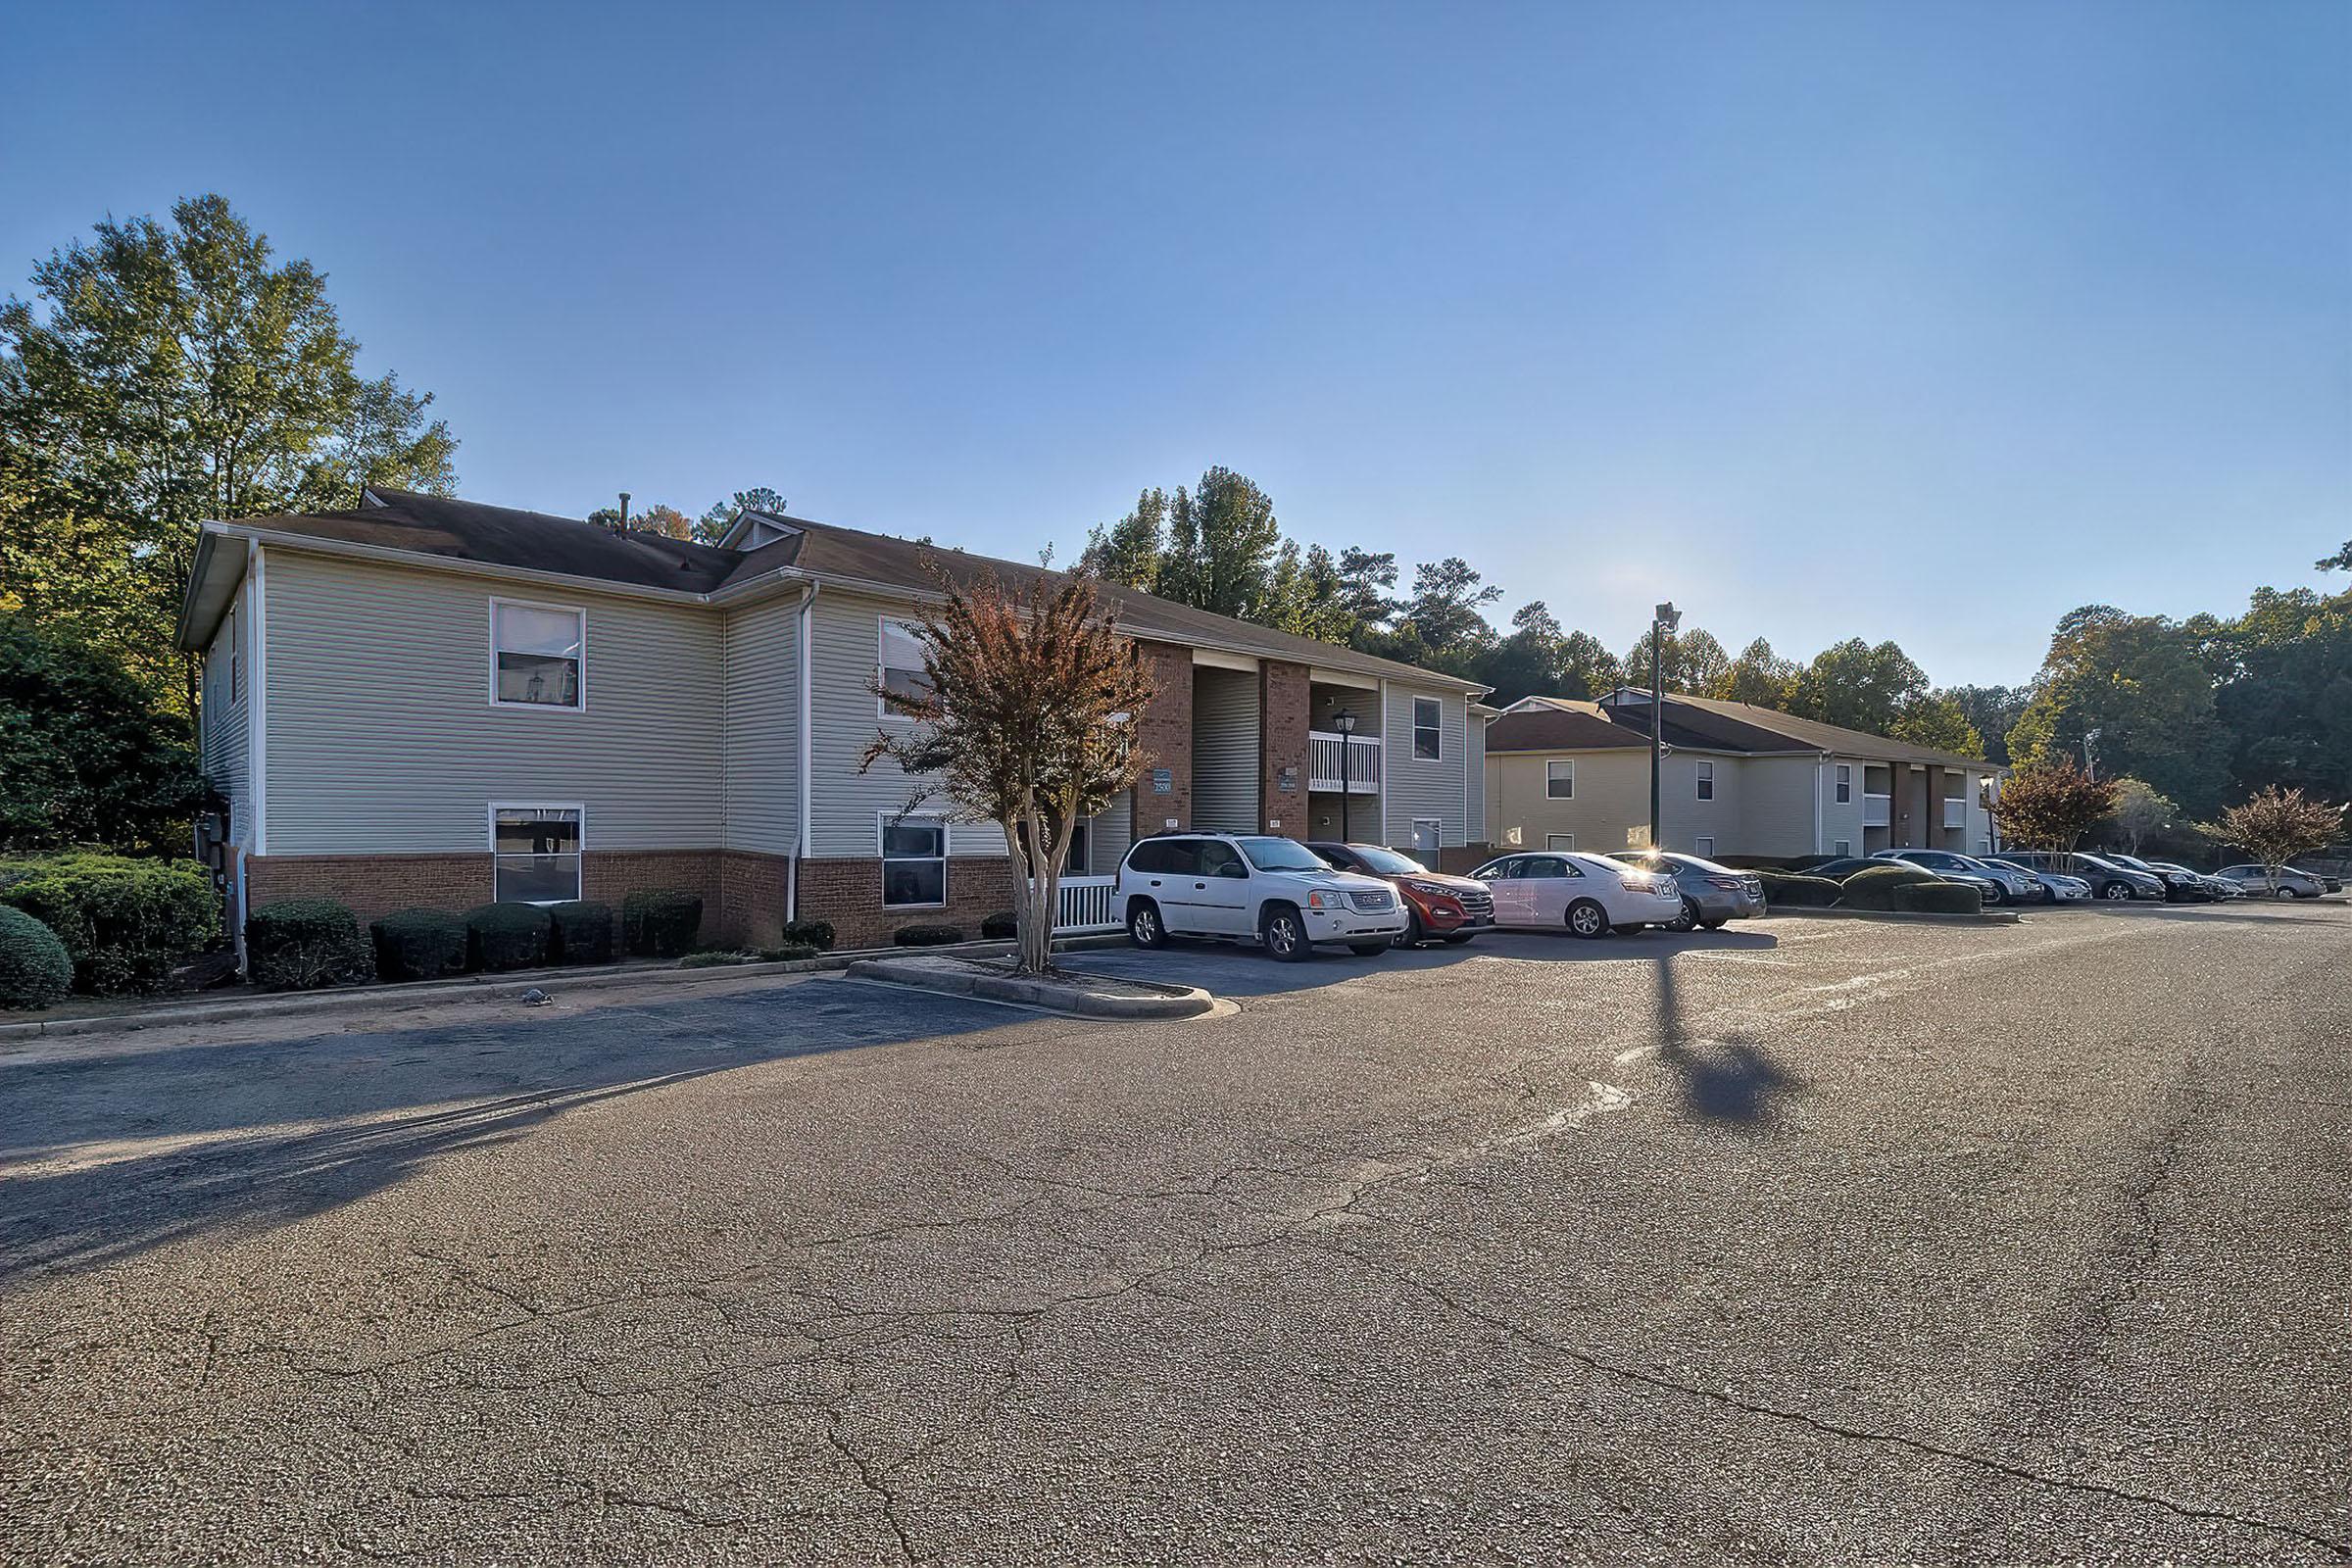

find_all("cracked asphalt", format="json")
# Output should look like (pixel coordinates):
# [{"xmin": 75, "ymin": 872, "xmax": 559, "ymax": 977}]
[{"xmin": 2, "ymin": 901, "xmax": 2348, "ymax": 1564}]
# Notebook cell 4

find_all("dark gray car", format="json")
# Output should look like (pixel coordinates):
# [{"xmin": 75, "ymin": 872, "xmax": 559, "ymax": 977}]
[{"xmin": 1606, "ymin": 850, "xmax": 1766, "ymax": 931}]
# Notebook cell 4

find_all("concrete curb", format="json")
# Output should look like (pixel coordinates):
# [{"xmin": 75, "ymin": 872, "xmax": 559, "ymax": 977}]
[
  {"xmin": 843, "ymin": 956, "xmax": 1213, "ymax": 1019},
  {"xmin": 0, "ymin": 934, "xmax": 1135, "ymax": 1043},
  {"xmin": 1765, "ymin": 906, "xmax": 2023, "ymax": 926}
]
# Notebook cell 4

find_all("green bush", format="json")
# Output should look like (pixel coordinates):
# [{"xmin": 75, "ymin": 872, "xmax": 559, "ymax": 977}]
[
  {"xmin": 1837, "ymin": 862, "xmax": 1939, "ymax": 910},
  {"xmin": 757, "ymin": 944, "xmax": 819, "ymax": 963},
  {"xmin": 0, "ymin": 906, "xmax": 74, "ymax": 1009},
  {"xmin": 622, "ymin": 889, "xmax": 703, "ymax": 957},
  {"xmin": 679, "ymin": 949, "xmax": 753, "ymax": 968},
  {"xmin": 465, "ymin": 903, "xmax": 554, "ymax": 972},
  {"xmin": 1753, "ymin": 870, "xmax": 1840, "ymax": 907},
  {"xmin": 1892, "ymin": 881, "xmax": 1984, "ymax": 915},
  {"xmin": 778, "ymin": 919, "xmax": 836, "ymax": 952},
  {"xmin": 1782, "ymin": 854, "xmax": 1842, "ymax": 871},
  {"xmin": 547, "ymin": 901, "xmax": 615, "ymax": 965},
  {"xmin": 368, "ymin": 908, "xmax": 469, "ymax": 982},
  {"xmin": 2, "ymin": 853, "xmax": 219, "ymax": 995},
  {"xmin": 246, "ymin": 899, "xmax": 374, "ymax": 992},
  {"xmin": 980, "ymin": 909, "xmax": 1019, "ymax": 940},
  {"xmin": 894, "ymin": 923, "xmax": 965, "ymax": 946}
]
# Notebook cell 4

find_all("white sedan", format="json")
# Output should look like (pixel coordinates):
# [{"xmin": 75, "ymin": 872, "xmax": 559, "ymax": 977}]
[{"xmin": 1466, "ymin": 850, "xmax": 1686, "ymax": 938}]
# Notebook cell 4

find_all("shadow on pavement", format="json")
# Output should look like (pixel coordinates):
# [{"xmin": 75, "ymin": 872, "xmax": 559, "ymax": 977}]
[
  {"xmin": 1646, "ymin": 946, "xmax": 1806, "ymax": 1128},
  {"xmin": 0, "ymin": 980, "xmax": 1025, "ymax": 1288}
]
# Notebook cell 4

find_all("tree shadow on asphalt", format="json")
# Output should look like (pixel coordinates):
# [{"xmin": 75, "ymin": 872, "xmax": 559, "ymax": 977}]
[{"xmin": 0, "ymin": 980, "xmax": 1026, "ymax": 1288}]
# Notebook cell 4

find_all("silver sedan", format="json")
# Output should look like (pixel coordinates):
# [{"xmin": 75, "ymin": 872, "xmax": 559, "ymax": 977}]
[{"xmin": 1607, "ymin": 851, "xmax": 1767, "ymax": 931}]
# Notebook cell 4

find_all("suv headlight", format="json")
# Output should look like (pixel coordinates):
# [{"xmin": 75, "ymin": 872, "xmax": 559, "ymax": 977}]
[
  {"xmin": 1404, "ymin": 880, "xmax": 1457, "ymax": 901},
  {"xmin": 1305, "ymin": 891, "xmax": 1337, "ymax": 910}
]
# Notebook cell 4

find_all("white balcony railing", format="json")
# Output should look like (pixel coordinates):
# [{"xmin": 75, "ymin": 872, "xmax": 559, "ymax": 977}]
[
  {"xmin": 1862, "ymin": 792, "xmax": 1892, "ymax": 827},
  {"xmin": 1941, "ymin": 798, "xmax": 1967, "ymax": 829},
  {"xmin": 1054, "ymin": 875, "xmax": 1121, "ymax": 934},
  {"xmin": 1307, "ymin": 731, "xmax": 1383, "ymax": 794}
]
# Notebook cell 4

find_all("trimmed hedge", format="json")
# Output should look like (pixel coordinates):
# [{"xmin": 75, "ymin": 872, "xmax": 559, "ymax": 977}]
[
  {"xmin": 1892, "ymin": 881, "xmax": 1984, "ymax": 915},
  {"xmin": 894, "ymin": 923, "xmax": 965, "ymax": 946},
  {"xmin": 548, "ymin": 901, "xmax": 615, "ymax": 965},
  {"xmin": 759, "ymin": 944, "xmax": 819, "ymax": 962},
  {"xmin": 778, "ymin": 919, "xmax": 835, "ymax": 952},
  {"xmin": 1, "ymin": 853, "xmax": 218, "ymax": 996},
  {"xmin": 368, "ymin": 908, "xmax": 469, "ymax": 981},
  {"xmin": 0, "ymin": 906, "xmax": 74, "ymax": 1009},
  {"xmin": 622, "ymin": 889, "xmax": 703, "ymax": 957},
  {"xmin": 677, "ymin": 943, "xmax": 823, "ymax": 969},
  {"xmin": 1837, "ymin": 863, "xmax": 1938, "ymax": 910},
  {"xmin": 247, "ymin": 899, "xmax": 375, "ymax": 992},
  {"xmin": 465, "ymin": 903, "xmax": 554, "ymax": 972},
  {"xmin": 1754, "ymin": 870, "xmax": 1840, "ymax": 907},
  {"xmin": 980, "ymin": 909, "xmax": 1019, "ymax": 940}
]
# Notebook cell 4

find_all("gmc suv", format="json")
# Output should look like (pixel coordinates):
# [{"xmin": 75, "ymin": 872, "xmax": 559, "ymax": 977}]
[{"xmin": 1116, "ymin": 833, "xmax": 1407, "ymax": 960}]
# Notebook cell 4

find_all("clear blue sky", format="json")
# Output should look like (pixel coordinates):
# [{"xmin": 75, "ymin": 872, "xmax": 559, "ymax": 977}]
[{"xmin": 5, "ymin": 0, "xmax": 2346, "ymax": 686}]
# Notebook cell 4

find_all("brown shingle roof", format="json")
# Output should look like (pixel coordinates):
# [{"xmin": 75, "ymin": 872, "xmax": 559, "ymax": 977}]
[
  {"xmin": 1602, "ymin": 691, "xmax": 1990, "ymax": 769},
  {"xmin": 1484, "ymin": 707, "xmax": 1646, "ymax": 752}
]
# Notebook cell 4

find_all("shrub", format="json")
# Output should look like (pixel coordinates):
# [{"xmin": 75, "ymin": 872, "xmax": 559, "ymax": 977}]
[
  {"xmin": 368, "ymin": 908, "xmax": 469, "ymax": 982},
  {"xmin": 1837, "ymin": 863, "xmax": 1939, "ymax": 911},
  {"xmin": 622, "ymin": 889, "xmax": 704, "ymax": 957},
  {"xmin": 778, "ymin": 918, "xmax": 836, "ymax": 952},
  {"xmin": 1783, "ymin": 854, "xmax": 1843, "ymax": 872},
  {"xmin": 1892, "ymin": 882, "xmax": 1984, "ymax": 915},
  {"xmin": 465, "ymin": 903, "xmax": 554, "ymax": 972},
  {"xmin": 757, "ymin": 944, "xmax": 819, "ymax": 963},
  {"xmin": 2, "ymin": 853, "xmax": 219, "ymax": 995},
  {"xmin": 1753, "ymin": 871, "xmax": 1839, "ymax": 907},
  {"xmin": 679, "ymin": 949, "xmax": 753, "ymax": 968},
  {"xmin": 980, "ymin": 909, "xmax": 1019, "ymax": 940},
  {"xmin": 547, "ymin": 901, "xmax": 615, "ymax": 965},
  {"xmin": 246, "ymin": 899, "xmax": 374, "ymax": 992},
  {"xmin": 894, "ymin": 923, "xmax": 965, "ymax": 946},
  {"xmin": 0, "ymin": 906, "xmax": 74, "ymax": 1009}
]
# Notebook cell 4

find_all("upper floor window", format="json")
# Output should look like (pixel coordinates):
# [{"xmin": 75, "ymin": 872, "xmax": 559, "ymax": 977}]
[
  {"xmin": 1545, "ymin": 759, "xmax": 1575, "ymax": 799},
  {"xmin": 1835, "ymin": 764, "xmax": 1852, "ymax": 804},
  {"xmin": 492, "ymin": 600, "xmax": 584, "ymax": 709},
  {"xmin": 878, "ymin": 617, "xmax": 933, "ymax": 716},
  {"xmin": 1412, "ymin": 698, "xmax": 1442, "ymax": 760},
  {"xmin": 1696, "ymin": 760, "xmax": 1714, "ymax": 801}
]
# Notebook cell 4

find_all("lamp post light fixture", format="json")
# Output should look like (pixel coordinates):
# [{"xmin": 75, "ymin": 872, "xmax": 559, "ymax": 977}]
[
  {"xmin": 1332, "ymin": 708, "xmax": 1358, "ymax": 843},
  {"xmin": 1648, "ymin": 602, "xmax": 1680, "ymax": 852}
]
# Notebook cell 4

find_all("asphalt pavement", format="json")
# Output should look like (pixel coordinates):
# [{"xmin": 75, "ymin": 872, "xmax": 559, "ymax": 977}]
[{"xmin": 2, "ymin": 901, "xmax": 2347, "ymax": 1564}]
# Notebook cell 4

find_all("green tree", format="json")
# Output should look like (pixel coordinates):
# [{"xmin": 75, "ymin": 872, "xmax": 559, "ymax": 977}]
[
  {"xmin": 1946, "ymin": 684, "xmax": 2032, "ymax": 766},
  {"xmin": 1333, "ymin": 547, "xmax": 1403, "ymax": 637},
  {"xmin": 1159, "ymin": 467, "xmax": 1283, "ymax": 619},
  {"xmin": 0, "ymin": 195, "xmax": 458, "ymax": 714},
  {"xmin": 2009, "ymin": 607, "xmax": 2228, "ymax": 815},
  {"xmin": 2318, "ymin": 540, "xmax": 2351, "ymax": 572},
  {"xmin": 696, "ymin": 485, "xmax": 789, "ymax": 545},
  {"xmin": 1711, "ymin": 637, "xmax": 1798, "ymax": 708},
  {"xmin": 1785, "ymin": 639, "xmax": 1927, "ymax": 736},
  {"xmin": 2101, "ymin": 777, "xmax": 2177, "ymax": 854},
  {"xmin": 1391, "ymin": 557, "xmax": 1502, "ymax": 668},
  {"xmin": 1078, "ymin": 487, "xmax": 1168, "ymax": 591},
  {"xmin": 2197, "ymin": 583, "xmax": 2352, "ymax": 807},
  {"xmin": 1624, "ymin": 626, "xmax": 1731, "ymax": 695},
  {"xmin": 0, "ymin": 615, "xmax": 202, "ymax": 854},
  {"xmin": 1890, "ymin": 694, "xmax": 1984, "ymax": 759}
]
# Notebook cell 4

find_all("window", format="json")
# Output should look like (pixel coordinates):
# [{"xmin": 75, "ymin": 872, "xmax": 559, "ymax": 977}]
[
  {"xmin": 1834, "ymin": 839, "xmax": 1851, "ymax": 857},
  {"xmin": 1835, "ymin": 764, "xmax": 1852, "ymax": 804},
  {"xmin": 1411, "ymin": 817, "xmax": 1443, "ymax": 853},
  {"xmin": 1696, "ymin": 761, "xmax": 1714, "ymax": 801},
  {"xmin": 1470, "ymin": 858, "xmax": 1519, "ymax": 880},
  {"xmin": 878, "ymin": 617, "xmax": 933, "ymax": 716},
  {"xmin": 1694, "ymin": 836, "xmax": 1715, "ymax": 858},
  {"xmin": 1412, "ymin": 698, "xmax": 1442, "ymax": 760},
  {"xmin": 1546, "ymin": 833, "xmax": 1576, "ymax": 851},
  {"xmin": 1545, "ymin": 760, "xmax": 1575, "ymax": 799},
  {"xmin": 1066, "ymin": 822, "xmax": 1091, "ymax": 874},
  {"xmin": 492, "ymin": 600, "xmax": 584, "ymax": 709},
  {"xmin": 1524, "ymin": 856, "xmax": 1580, "ymax": 878},
  {"xmin": 1128, "ymin": 838, "xmax": 1197, "ymax": 875},
  {"xmin": 880, "ymin": 813, "xmax": 947, "ymax": 906},
  {"xmin": 491, "ymin": 806, "xmax": 583, "ymax": 903},
  {"xmin": 1200, "ymin": 840, "xmax": 1248, "ymax": 877}
]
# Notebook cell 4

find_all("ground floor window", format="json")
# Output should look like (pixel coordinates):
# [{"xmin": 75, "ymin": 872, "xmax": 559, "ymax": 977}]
[
  {"xmin": 492, "ymin": 804, "xmax": 583, "ymax": 903},
  {"xmin": 1546, "ymin": 833, "xmax": 1575, "ymax": 851},
  {"xmin": 1695, "ymin": 836, "xmax": 1715, "ymax": 858},
  {"xmin": 882, "ymin": 814, "xmax": 948, "ymax": 906}
]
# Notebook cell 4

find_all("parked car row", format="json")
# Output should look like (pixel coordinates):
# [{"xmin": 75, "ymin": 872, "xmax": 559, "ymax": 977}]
[{"xmin": 1880, "ymin": 848, "xmax": 2337, "ymax": 904}]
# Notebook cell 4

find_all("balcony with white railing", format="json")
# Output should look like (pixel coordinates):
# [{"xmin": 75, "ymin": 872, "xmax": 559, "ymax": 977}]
[
  {"xmin": 1307, "ymin": 731, "xmax": 1383, "ymax": 794},
  {"xmin": 1054, "ymin": 875, "xmax": 1121, "ymax": 934},
  {"xmin": 1862, "ymin": 792, "xmax": 1892, "ymax": 828},
  {"xmin": 1941, "ymin": 797, "xmax": 1967, "ymax": 830}
]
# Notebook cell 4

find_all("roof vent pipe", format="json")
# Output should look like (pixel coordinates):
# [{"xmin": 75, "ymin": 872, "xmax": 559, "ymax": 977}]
[{"xmin": 617, "ymin": 491, "xmax": 630, "ymax": 533}]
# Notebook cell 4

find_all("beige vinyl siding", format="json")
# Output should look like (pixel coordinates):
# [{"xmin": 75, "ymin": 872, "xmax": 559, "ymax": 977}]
[
  {"xmin": 262, "ymin": 552, "xmax": 722, "ymax": 853},
  {"xmin": 1739, "ymin": 754, "xmax": 1829, "ymax": 858},
  {"xmin": 721, "ymin": 596, "xmax": 802, "ymax": 853},
  {"xmin": 1382, "ymin": 687, "xmax": 1469, "ymax": 848},
  {"xmin": 1191, "ymin": 665, "xmax": 1260, "ymax": 833},
  {"xmin": 199, "ymin": 574, "xmax": 253, "ymax": 846},
  {"xmin": 1486, "ymin": 749, "xmax": 1651, "ymax": 855}
]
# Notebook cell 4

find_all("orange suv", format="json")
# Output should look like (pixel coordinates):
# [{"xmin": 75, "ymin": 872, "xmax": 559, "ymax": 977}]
[{"xmin": 1306, "ymin": 842, "xmax": 1493, "ymax": 946}]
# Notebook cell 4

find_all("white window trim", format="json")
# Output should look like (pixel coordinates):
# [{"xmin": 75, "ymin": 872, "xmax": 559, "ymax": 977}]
[
  {"xmin": 877, "ymin": 613, "xmax": 931, "ymax": 722},
  {"xmin": 1545, "ymin": 833, "xmax": 1576, "ymax": 851},
  {"xmin": 1835, "ymin": 763, "xmax": 1852, "ymax": 804},
  {"xmin": 1545, "ymin": 759, "xmax": 1575, "ymax": 800},
  {"xmin": 1696, "ymin": 760, "xmax": 1714, "ymax": 802},
  {"xmin": 489, "ymin": 596, "xmax": 588, "ymax": 712},
  {"xmin": 1411, "ymin": 697, "xmax": 1443, "ymax": 761},
  {"xmin": 487, "ymin": 801, "xmax": 587, "ymax": 906},
  {"xmin": 879, "ymin": 810, "xmax": 949, "ymax": 908}
]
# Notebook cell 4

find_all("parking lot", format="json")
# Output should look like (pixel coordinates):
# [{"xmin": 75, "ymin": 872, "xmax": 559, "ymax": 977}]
[{"xmin": 4, "ymin": 900, "xmax": 2349, "ymax": 1563}]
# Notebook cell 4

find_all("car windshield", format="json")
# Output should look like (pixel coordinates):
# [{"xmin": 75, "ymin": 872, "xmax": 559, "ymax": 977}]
[
  {"xmin": 1238, "ymin": 837, "xmax": 1330, "ymax": 872},
  {"xmin": 1348, "ymin": 846, "xmax": 1426, "ymax": 875}
]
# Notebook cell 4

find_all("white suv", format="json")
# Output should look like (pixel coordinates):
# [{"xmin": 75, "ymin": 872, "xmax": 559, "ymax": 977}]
[{"xmin": 1117, "ymin": 833, "xmax": 1408, "ymax": 960}]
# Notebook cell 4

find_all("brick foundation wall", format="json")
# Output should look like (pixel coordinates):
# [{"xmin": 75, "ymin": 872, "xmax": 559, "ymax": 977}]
[
  {"xmin": 1259, "ymin": 658, "xmax": 1310, "ymax": 839},
  {"xmin": 1433, "ymin": 845, "xmax": 1496, "ymax": 875},
  {"xmin": 797, "ymin": 856, "xmax": 1018, "ymax": 950},
  {"xmin": 717, "ymin": 850, "xmax": 794, "ymax": 947},
  {"xmin": 1131, "ymin": 640, "xmax": 1193, "ymax": 840},
  {"xmin": 246, "ymin": 850, "xmax": 723, "ymax": 944}
]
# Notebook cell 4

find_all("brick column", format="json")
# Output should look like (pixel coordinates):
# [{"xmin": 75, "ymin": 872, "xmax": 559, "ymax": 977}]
[
  {"xmin": 1130, "ymin": 640, "xmax": 1194, "ymax": 841},
  {"xmin": 1258, "ymin": 659, "xmax": 1310, "ymax": 838}
]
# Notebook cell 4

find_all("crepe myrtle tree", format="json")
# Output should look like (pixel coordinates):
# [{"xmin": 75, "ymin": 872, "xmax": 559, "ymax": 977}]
[
  {"xmin": 1991, "ymin": 760, "xmax": 2120, "ymax": 853},
  {"xmin": 861, "ymin": 563, "xmax": 1156, "ymax": 974},
  {"xmin": 2205, "ymin": 786, "xmax": 2341, "ymax": 872}
]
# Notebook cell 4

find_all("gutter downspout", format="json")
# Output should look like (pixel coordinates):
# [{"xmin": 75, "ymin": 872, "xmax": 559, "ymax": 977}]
[
  {"xmin": 1814, "ymin": 752, "xmax": 1828, "ymax": 855},
  {"xmin": 789, "ymin": 581, "xmax": 820, "ymax": 923}
]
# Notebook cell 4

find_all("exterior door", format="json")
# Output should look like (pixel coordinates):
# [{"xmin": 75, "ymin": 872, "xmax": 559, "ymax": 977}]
[
  {"xmin": 1192, "ymin": 838, "xmax": 1255, "ymax": 935},
  {"xmin": 1519, "ymin": 855, "xmax": 1579, "ymax": 924},
  {"xmin": 1137, "ymin": 839, "xmax": 1207, "ymax": 933},
  {"xmin": 1481, "ymin": 856, "xmax": 1534, "ymax": 924}
]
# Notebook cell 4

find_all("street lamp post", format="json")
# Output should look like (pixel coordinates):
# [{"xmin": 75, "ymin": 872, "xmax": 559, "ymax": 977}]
[
  {"xmin": 1648, "ymin": 602, "xmax": 1680, "ymax": 852},
  {"xmin": 1332, "ymin": 708, "xmax": 1357, "ymax": 843}
]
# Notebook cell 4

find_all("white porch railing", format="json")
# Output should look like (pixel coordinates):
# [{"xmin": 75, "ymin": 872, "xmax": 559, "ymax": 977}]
[
  {"xmin": 1941, "ymin": 798, "xmax": 1967, "ymax": 829},
  {"xmin": 1307, "ymin": 731, "xmax": 1383, "ymax": 793},
  {"xmin": 1862, "ymin": 792, "xmax": 1892, "ymax": 827},
  {"xmin": 1054, "ymin": 875, "xmax": 1121, "ymax": 934}
]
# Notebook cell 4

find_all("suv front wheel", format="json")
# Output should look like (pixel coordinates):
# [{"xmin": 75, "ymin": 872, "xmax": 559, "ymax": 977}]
[{"xmin": 1261, "ymin": 904, "xmax": 1313, "ymax": 962}]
